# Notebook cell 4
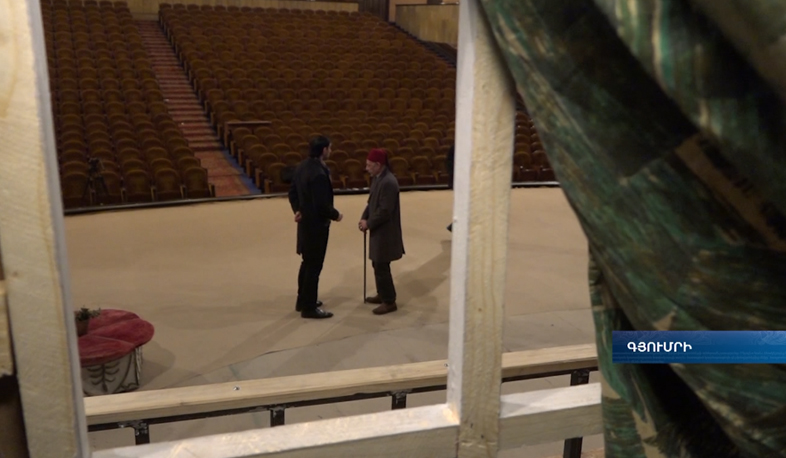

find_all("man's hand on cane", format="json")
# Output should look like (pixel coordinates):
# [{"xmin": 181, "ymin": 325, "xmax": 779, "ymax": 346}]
[{"xmin": 358, "ymin": 219, "xmax": 368, "ymax": 232}]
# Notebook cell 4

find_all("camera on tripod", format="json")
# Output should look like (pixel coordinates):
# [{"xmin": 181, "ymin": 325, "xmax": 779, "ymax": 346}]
[
  {"xmin": 87, "ymin": 156, "xmax": 104, "ymax": 175},
  {"xmin": 82, "ymin": 156, "xmax": 109, "ymax": 206}
]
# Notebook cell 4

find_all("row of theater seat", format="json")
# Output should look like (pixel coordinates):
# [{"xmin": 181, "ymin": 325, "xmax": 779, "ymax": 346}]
[
  {"xmin": 159, "ymin": 6, "xmax": 553, "ymax": 191},
  {"xmin": 225, "ymin": 115, "xmax": 549, "ymax": 190},
  {"xmin": 42, "ymin": 0, "xmax": 214, "ymax": 209},
  {"xmin": 42, "ymin": 1, "xmax": 553, "ymax": 208}
]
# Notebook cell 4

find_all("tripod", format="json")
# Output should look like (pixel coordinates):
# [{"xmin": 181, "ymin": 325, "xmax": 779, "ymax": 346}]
[{"xmin": 82, "ymin": 158, "xmax": 109, "ymax": 206}]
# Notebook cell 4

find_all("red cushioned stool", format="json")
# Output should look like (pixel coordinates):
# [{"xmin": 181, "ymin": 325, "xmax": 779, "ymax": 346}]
[{"xmin": 77, "ymin": 309, "xmax": 154, "ymax": 396}]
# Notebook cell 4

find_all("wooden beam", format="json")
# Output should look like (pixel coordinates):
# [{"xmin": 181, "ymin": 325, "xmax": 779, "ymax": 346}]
[
  {"xmin": 94, "ymin": 385, "xmax": 602, "ymax": 457},
  {"xmin": 85, "ymin": 344, "xmax": 597, "ymax": 426},
  {"xmin": 447, "ymin": 0, "xmax": 516, "ymax": 456},
  {"xmin": 499, "ymin": 384, "xmax": 602, "ymax": 450},
  {"xmin": 500, "ymin": 345, "xmax": 597, "ymax": 378},
  {"xmin": 395, "ymin": 5, "xmax": 460, "ymax": 47},
  {"xmin": 0, "ymin": 0, "xmax": 89, "ymax": 457},
  {"xmin": 94, "ymin": 404, "xmax": 459, "ymax": 458}
]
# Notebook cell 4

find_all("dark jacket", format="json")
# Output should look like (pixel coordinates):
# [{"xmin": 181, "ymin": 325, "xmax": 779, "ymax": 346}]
[
  {"xmin": 362, "ymin": 168, "xmax": 405, "ymax": 263},
  {"xmin": 288, "ymin": 157, "xmax": 340, "ymax": 255}
]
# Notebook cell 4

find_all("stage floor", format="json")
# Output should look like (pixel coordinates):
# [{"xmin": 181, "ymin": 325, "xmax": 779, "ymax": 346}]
[{"xmin": 64, "ymin": 188, "xmax": 603, "ymax": 456}]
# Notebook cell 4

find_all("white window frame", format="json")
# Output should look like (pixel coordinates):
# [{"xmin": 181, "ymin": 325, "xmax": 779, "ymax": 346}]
[{"xmin": 0, "ymin": 0, "xmax": 601, "ymax": 457}]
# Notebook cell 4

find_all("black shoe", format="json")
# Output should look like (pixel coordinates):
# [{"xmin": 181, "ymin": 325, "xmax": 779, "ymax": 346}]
[
  {"xmin": 301, "ymin": 307, "xmax": 333, "ymax": 319},
  {"xmin": 296, "ymin": 300, "xmax": 322, "ymax": 312},
  {"xmin": 447, "ymin": 223, "xmax": 452, "ymax": 232}
]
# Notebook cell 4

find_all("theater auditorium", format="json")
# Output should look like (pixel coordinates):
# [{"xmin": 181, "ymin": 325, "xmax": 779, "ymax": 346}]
[{"xmin": 40, "ymin": 1, "xmax": 599, "ymax": 456}]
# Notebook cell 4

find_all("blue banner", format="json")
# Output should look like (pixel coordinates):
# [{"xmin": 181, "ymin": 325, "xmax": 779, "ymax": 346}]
[{"xmin": 612, "ymin": 331, "xmax": 786, "ymax": 364}]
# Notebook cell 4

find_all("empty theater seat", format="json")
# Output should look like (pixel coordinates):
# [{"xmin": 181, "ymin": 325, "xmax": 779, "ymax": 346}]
[
  {"xmin": 42, "ymin": 0, "xmax": 212, "ymax": 208},
  {"xmin": 159, "ymin": 6, "xmax": 549, "ymax": 191}
]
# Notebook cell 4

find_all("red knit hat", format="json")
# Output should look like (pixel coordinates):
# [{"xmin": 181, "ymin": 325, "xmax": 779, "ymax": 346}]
[{"xmin": 367, "ymin": 148, "xmax": 387, "ymax": 164}]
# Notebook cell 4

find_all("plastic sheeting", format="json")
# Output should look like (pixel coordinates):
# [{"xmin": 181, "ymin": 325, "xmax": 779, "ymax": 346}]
[{"xmin": 476, "ymin": 1, "xmax": 786, "ymax": 456}]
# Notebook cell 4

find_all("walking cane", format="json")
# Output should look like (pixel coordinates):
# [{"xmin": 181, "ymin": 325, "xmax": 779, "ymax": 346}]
[{"xmin": 363, "ymin": 229, "xmax": 368, "ymax": 302}]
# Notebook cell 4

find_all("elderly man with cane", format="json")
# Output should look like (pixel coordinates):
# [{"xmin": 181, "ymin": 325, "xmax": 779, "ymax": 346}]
[{"xmin": 359, "ymin": 148, "xmax": 404, "ymax": 315}]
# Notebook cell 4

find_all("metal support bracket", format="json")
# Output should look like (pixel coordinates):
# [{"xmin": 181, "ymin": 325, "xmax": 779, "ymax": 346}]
[
  {"xmin": 119, "ymin": 420, "xmax": 150, "ymax": 445},
  {"xmin": 563, "ymin": 369, "xmax": 592, "ymax": 458},
  {"xmin": 391, "ymin": 390, "xmax": 411, "ymax": 410},
  {"xmin": 270, "ymin": 405, "xmax": 287, "ymax": 427}
]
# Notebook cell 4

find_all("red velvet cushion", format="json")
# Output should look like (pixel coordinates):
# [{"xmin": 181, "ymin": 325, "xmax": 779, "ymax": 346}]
[
  {"xmin": 91, "ymin": 319, "xmax": 154, "ymax": 348},
  {"xmin": 88, "ymin": 309, "xmax": 139, "ymax": 330},
  {"xmin": 78, "ymin": 335, "xmax": 136, "ymax": 367},
  {"xmin": 78, "ymin": 309, "xmax": 155, "ymax": 367}
]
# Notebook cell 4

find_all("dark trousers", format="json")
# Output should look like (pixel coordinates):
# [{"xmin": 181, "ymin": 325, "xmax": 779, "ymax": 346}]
[
  {"xmin": 372, "ymin": 261, "xmax": 396, "ymax": 303},
  {"xmin": 297, "ymin": 227, "xmax": 329, "ymax": 311}
]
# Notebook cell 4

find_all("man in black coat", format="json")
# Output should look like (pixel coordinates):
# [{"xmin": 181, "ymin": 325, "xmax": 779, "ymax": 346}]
[
  {"xmin": 288, "ymin": 136, "xmax": 343, "ymax": 319},
  {"xmin": 359, "ymin": 149, "xmax": 405, "ymax": 315}
]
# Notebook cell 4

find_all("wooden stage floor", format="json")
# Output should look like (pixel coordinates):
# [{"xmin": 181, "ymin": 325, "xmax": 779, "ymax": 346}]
[{"xmin": 65, "ymin": 188, "xmax": 603, "ymax": 456}]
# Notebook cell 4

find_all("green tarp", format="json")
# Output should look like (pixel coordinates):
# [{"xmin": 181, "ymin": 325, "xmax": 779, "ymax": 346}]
[{"xmin": 475, "ymin": 1, "xmax": 786, "ymax": 456}]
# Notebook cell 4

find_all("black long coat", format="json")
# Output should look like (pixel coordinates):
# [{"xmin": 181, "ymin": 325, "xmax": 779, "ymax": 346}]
[
  {"xmin": 288, "ymin": 158, "xmax": 340, "ymax": 255},
  {"xmin": 362, "ymin": 168, "xmax": 405, "ymax": 263}
]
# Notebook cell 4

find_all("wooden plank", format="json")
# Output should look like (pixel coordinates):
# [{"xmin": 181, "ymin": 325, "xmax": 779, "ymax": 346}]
[
  {"xmin": 447, "ymin": 0, "xmax": 516, "ymax": 455},
  {"xmin": 85, "ymin": 360, "xmax": 449, "ymax": 425},
  {"xmin": 0, "ymin": 0, "xmax": 90, "ymax": 457},
  {"xmin": 395, "ymin": 5, "xmax": 459, "ymax": 46},
  {"xmin": 499, "ymin": 384, "xmax": 603, "ymax": 450},
  {"xmin": 94, "ymin": 385, "xmax": 603, "ymax": 457},
  {"xmin": 500, "ymin": 344, "xmax": 597, "ymax": 378},
  {"xmin": 93, "ymin": 404, "xmax": 459, "ymax": 458},
  {"xmin": 85, "ymin": 344, "xmax": 597, "ymax": 425}
]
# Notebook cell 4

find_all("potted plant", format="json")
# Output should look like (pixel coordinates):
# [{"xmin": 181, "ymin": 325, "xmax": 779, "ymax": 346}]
[{"xmin": 74, "ymin": 307, "xmax": 101, "ymax": 337}]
